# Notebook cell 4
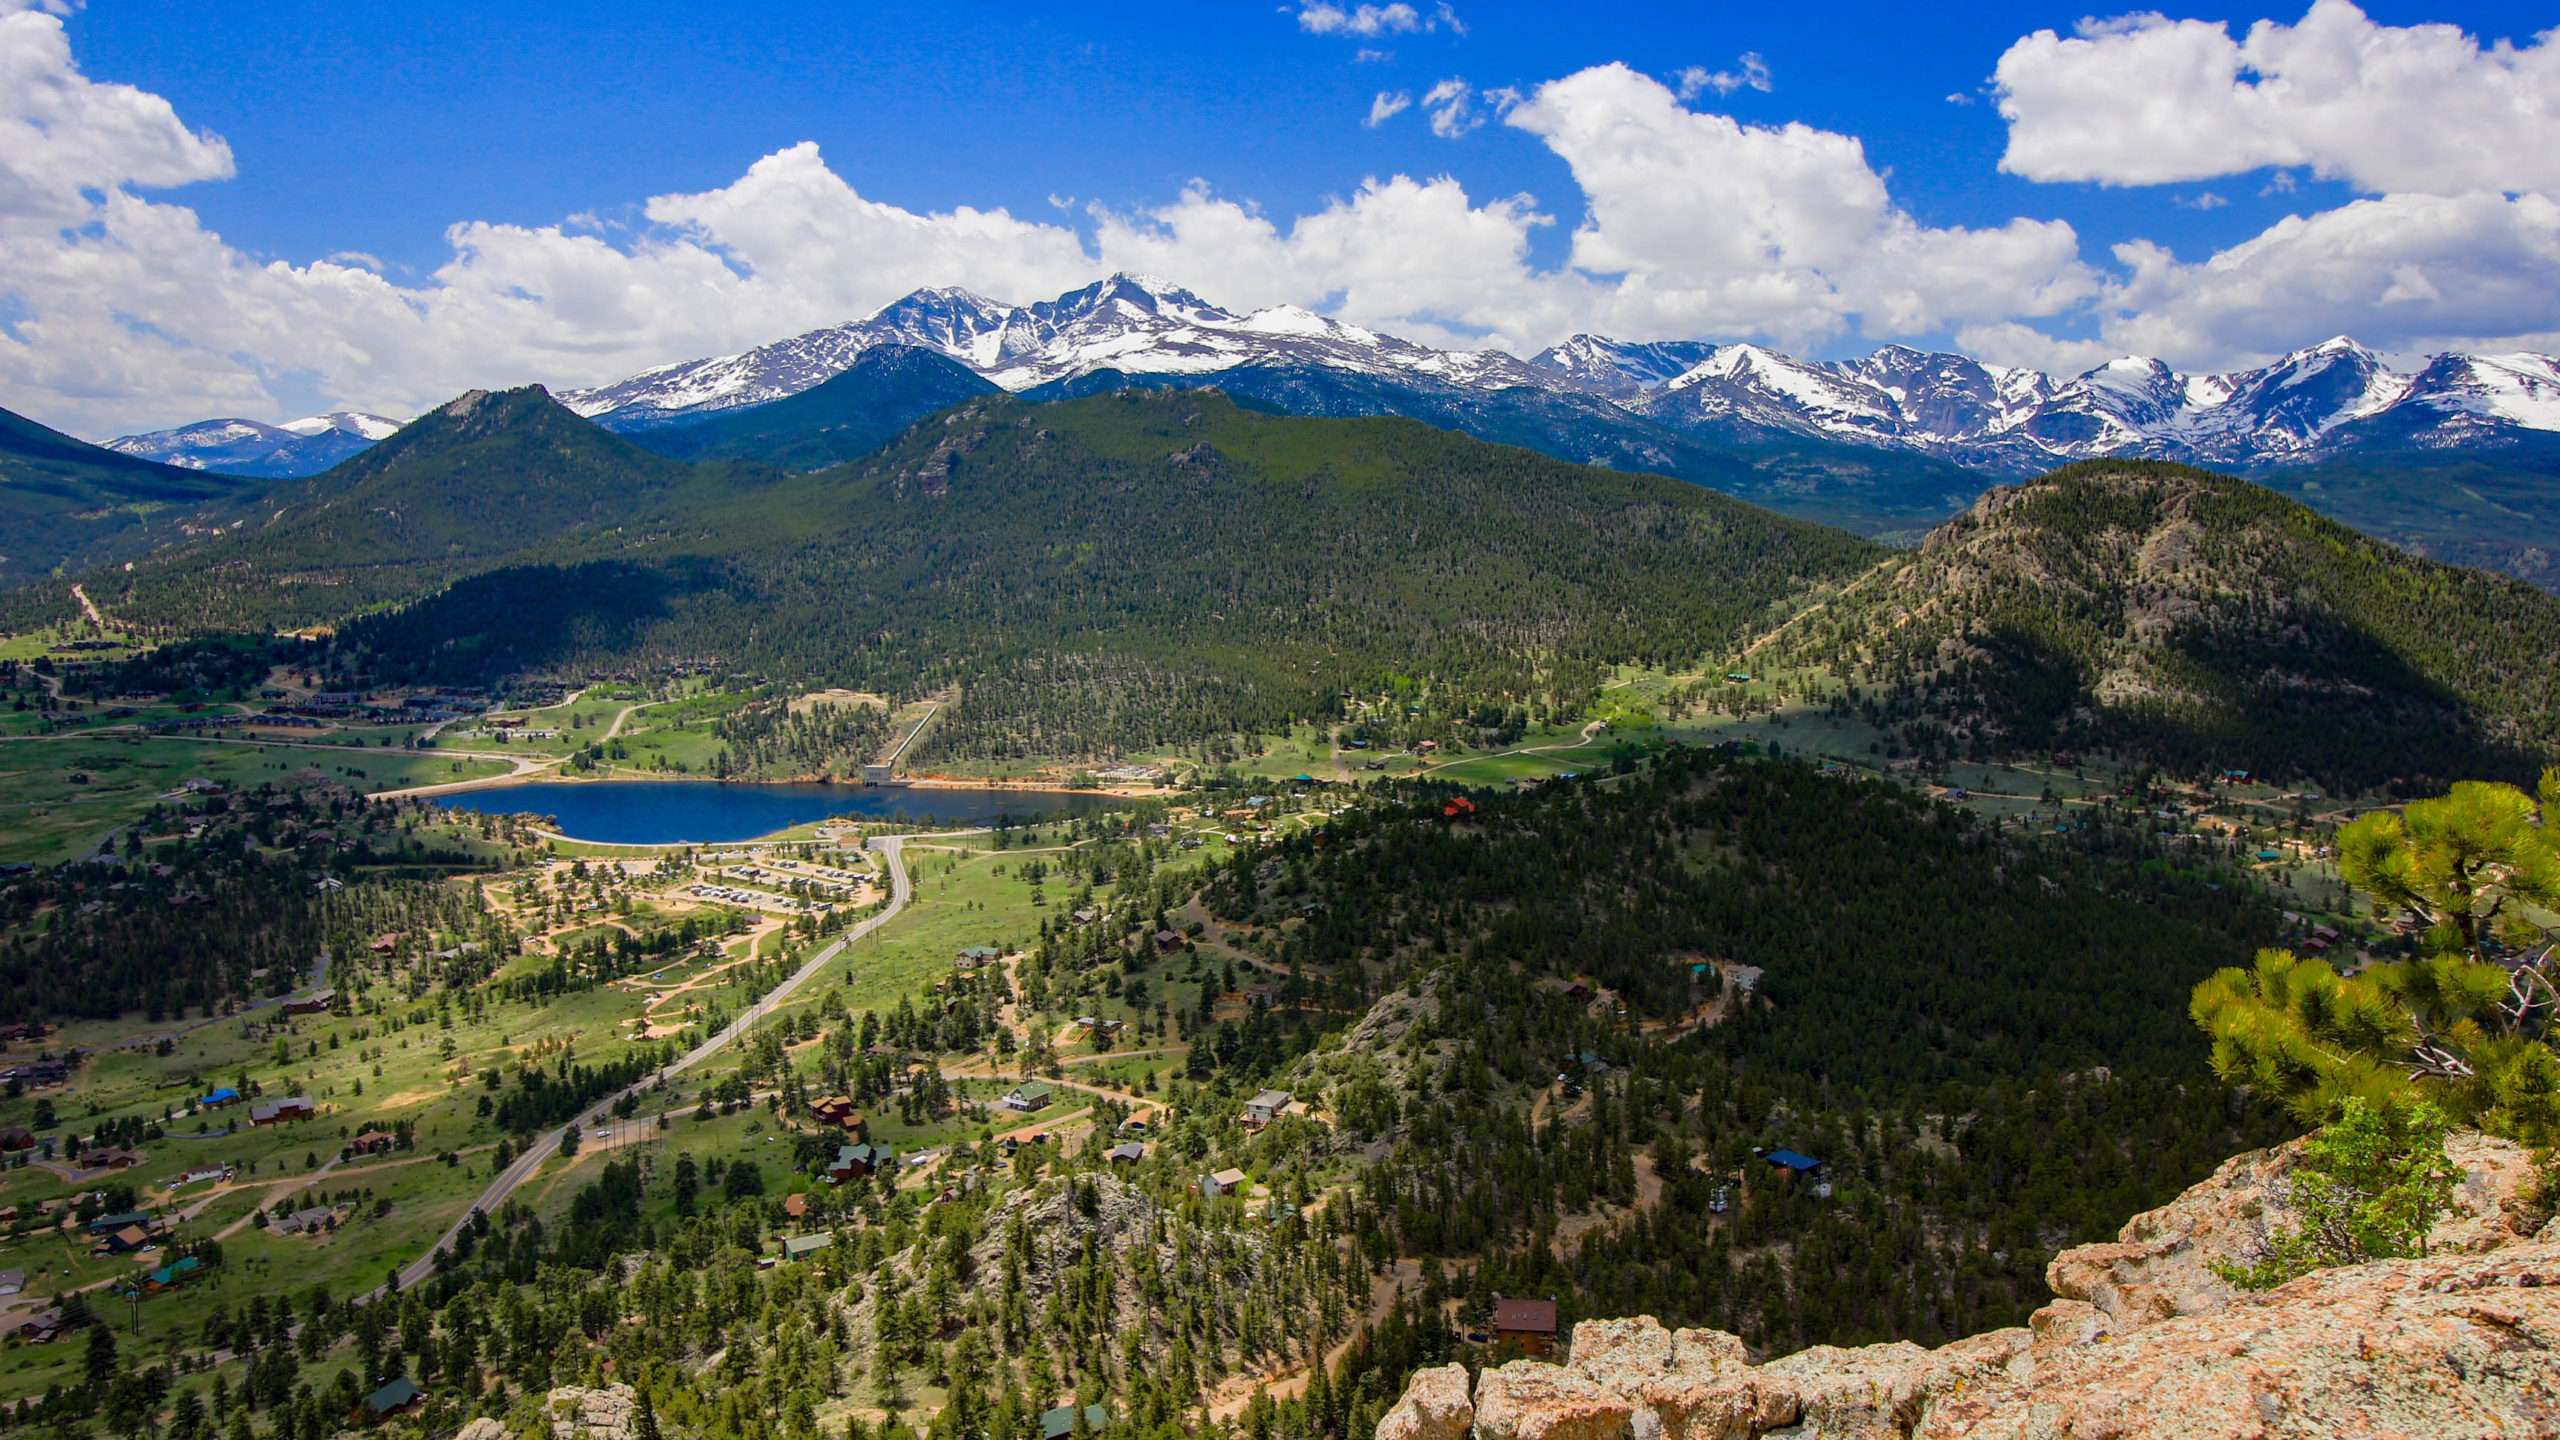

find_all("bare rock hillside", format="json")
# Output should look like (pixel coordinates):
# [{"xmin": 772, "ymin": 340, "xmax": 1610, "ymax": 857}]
[{"xmin": 1378, "ymin": 1132, "xmax": 2559, "ymax": 1440}]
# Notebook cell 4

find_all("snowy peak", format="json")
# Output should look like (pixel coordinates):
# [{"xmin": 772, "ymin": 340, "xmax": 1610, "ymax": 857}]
[
  {"xmin": 105, "ymin": 410, "xmax": 405, "ymax": 479},
  {"xmin": 280, "ymin": 410, "xmax": 403, "ymax": 441},
  {"xmin": 1529, "ymin": 335, "xmax": 1721, "ymax": 394}
]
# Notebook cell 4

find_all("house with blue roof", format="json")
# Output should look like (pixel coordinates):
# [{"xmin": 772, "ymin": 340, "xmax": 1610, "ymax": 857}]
[{"xmin": 1761, "ymin": 1149, "xmax": 1824, "ymax": 1179}]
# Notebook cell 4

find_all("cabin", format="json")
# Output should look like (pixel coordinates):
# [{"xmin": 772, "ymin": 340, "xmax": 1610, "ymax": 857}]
[
  {"xmin": 1153, "ymin": 929, "xmax": 1184, "ymax": 954},
  {"xmin": 272, "ymin": 1206, "xmax": 335, "ymax": 1236},
  {"xmin": 347, "ymin": 1129, "xmax": 396, "ymax": 1156},
  {"xmin": 17, "ymin": 1307, "xmax": 81, "ymax": 1344},
  {"xmin": 781, "ymin": 1233, "xmax": 834, "ymax": 1261},
  {"xmin": 280, "ymin": 990, "xmax": 334, "ymax": 1015},
  {"xmin": 1107, "ymin": 1142, "xmax": 1144, "ymax": 1166},
  {"xmin": 0, "ymin": 1270, "xmax": 24, "ymax": 1298},
  {"xmin": 809, "ymin": 1096, "xmax": 869, "ymax": 1137},
  {"xmin": 98, "ymin": 1224, "xmax": 153, "ymax": 1255},
  {"xmin": 1243, "ymin": 1089, "xmax": 1293, "ymax": 1127},
  {"xmin": 86, "ymin": 1210, "xmax": 155, "ymax": 1235},
  {"xmin": 781, "ymin": 1193, "xmax": 810, "ymax": 1220},
  {"xmin": 1493, "ymin": 1297, "xmax": 1561, "ymax": 1357},
  {"xmin": 1038, "ymin": 1405, "xmax": 1110, "ymax": 1440},
  {"xmin": 361, "ymin": 1377, "xmax": 422, "ymax": 1421},
  {"xmin": 198, "ymin": 1087, "xmax": 241, "ymax": 1109},
  {"xmin": 144, "ymin": 1256, "xmax": 204, "ymax": 1291},
  {"xmin": 1761, "ymin": 1149, "xmax": 1824, "ymax": 1181},
  {"xmin": 824, "ymin": 1143, "xmax": 895, "ymax": 1182},
  {"xmin": 251, "ymin": 1096, "xmax": 314, "ymax": 1125},
  {"xmin": 81, "ymin": 1146, "xmax": 142, "ymax": 1171},
  {"xmin": 1002, "ymin": 1082, "xmax": 1054, "ymax": 1113},
  {"xmin": 1199, "ymin": 1168, "xmax": 1248, "ymax": 1198}
]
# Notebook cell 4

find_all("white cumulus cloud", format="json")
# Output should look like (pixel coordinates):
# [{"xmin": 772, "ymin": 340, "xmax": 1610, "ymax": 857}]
[
  {"xmin": 1504, "ymin": 63, "xmax": 2095, "ymax": 349},
  {"xmin": 1994, "ymin": 0, "xmax": 2560, "ymax": 194},
  {"xmin": 1364, "ymin": 90, "xmax": 1411, "ymax": 127}
]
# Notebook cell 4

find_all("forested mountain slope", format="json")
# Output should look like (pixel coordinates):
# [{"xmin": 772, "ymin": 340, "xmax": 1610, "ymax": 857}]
[
  {"xmin": 53, "ymin": 389, "xmax": 1880, "ymax": 754},
  {"xmin": 1021, "ymin": 363, "xmax": 1992, "ymax": 539},
  {"xmin": 0, "ymin": 404, "xmax": 279, "ymax": 588},
  {"xmin": 1178, "ymin": 750, "xmax": 2288, "ymax": 1372},
  {"xmin": 1767, "ymin": 460, "xmax": 2560, "ymax": 790},
  {"xmin": 52, "ymin": 387, "xmax": 802, "ymax": 628},
  {"xmin": 625, "ymin": 345, "xmax": 1000, "ymax": 469}
]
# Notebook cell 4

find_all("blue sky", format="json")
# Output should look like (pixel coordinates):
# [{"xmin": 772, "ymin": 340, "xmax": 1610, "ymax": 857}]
[
  {"xmin": 71, "ymin": 0, "xmax": 2373, "ymax": 278},
  {"xmin": 7, "ymin": 0, "xmax": 2560, "ymax": 433}
]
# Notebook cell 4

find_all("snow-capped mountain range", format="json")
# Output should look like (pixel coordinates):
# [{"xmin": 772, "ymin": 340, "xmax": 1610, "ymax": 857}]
[
  {"xmin": 110, "ymin": 274, "xmax": 2560, "ymax": 478},
  {"xmin": 559, "ymin": 273, "xmax": 1548, "ymax": 425},
  {"xmin": 556, "ymin": 274, "xmax": 2560, "ymax": 474},
  {"xmin": 106, "ymin": 411, "xmax": 404, "ymax": 479}
]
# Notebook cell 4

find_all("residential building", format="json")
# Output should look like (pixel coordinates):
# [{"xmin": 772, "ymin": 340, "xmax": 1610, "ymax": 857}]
[
  {"xmin": 1493, "ymin": 1297, "xmax": 1561, "ymax": 1356},
  {"xmin": 250, "ymin": 1096, "xmax": 315, "ymax": 1125}
]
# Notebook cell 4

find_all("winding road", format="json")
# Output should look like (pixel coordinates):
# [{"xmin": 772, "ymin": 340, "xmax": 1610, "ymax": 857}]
[{"xmin": 373, "ymin": 833, "xmax": 916, "ymax": 1293}]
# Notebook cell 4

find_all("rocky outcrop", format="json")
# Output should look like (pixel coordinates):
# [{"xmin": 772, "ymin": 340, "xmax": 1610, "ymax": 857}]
[
  {"xmin": 541, "ymin": 1385, "xmax": 640, "ymax": 1440},
  {"xmin": 1377, "ymin": 1134, "xmax": 2560, "ymax": 1439}
]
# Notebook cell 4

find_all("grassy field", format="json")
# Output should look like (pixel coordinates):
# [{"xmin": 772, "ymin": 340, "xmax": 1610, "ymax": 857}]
[{"xmin": 0, "ymin": 735, "xmax": 514, "ymax": 864}]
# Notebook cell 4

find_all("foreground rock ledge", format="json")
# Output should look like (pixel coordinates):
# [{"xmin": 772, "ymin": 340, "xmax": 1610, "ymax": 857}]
[{"xmin": 1378, "ymin": 1135, "xmax": 2560, "ymax": 1440}]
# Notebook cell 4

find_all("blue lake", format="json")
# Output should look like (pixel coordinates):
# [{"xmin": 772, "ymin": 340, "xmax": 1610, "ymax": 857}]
[{"xmin": 430, "ymin": 780, "xmax": 1119, "ymax": 844}]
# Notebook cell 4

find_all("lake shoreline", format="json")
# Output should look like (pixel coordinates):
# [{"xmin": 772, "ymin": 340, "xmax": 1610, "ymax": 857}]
[{"xmin": 422, "ymin": 776, "xmax": 1127, "ymax": 846}]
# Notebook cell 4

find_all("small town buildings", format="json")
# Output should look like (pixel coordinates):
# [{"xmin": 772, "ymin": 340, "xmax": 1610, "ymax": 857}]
[
  {"xmin": 250, "ymin": 1096, "xmax": 314, "ymax": 1125},
  {"xmin": 1493, "ymin": 1297, "xmax": 1561, "ymax": 1356},
  {"xmin": 1243, "ymin": 1089, "xmax": 1293, "ymax": 1127},
  {"xmin": 81, "ymin": 1146, "xmax": 143, "ymax": 1171},
  {"xmin": 86, "ymin": 1210, "xmax": 155, "ymax": 1235},
  {"xmin": 1038, "ymin": 1405, "xmax": 1111, "ymax": 1440},
  {"xmin": 144, "ymin": 1255, "xmax": 204, "ymax": 1290},
  {"xmin": 781, "ymin": 1232, "xmax": 834, "ymax": 1261},
  {"xmin": 1199, "ymin": 1168, "xmax": 1248, "ymax": 1198},
  {"xmin": 1002, "ymin": 1082, "xmax": 1054, "ymax": 1113}
]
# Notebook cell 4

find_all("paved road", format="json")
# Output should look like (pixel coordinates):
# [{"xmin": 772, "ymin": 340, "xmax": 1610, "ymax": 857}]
[{"xmin": 373, "ymin": 834, "xmax": 917, "ymax": 1294}]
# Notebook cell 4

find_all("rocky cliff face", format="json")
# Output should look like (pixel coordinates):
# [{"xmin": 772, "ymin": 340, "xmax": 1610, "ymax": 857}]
[{"xmin": 1378, "ymin": 1134, "xmax": 2559, "ymax": 1440}]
